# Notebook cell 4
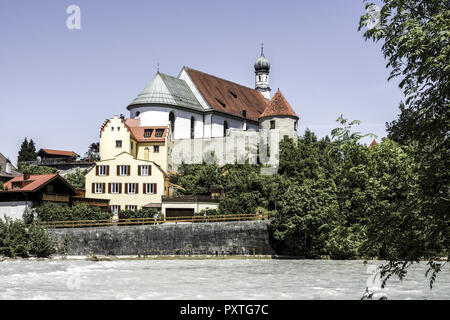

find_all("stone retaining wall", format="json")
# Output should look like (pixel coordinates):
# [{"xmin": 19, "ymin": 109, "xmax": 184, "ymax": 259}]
[{"xmin": 48, "ymin": 221, "xmax": 274, "ymax": 256}]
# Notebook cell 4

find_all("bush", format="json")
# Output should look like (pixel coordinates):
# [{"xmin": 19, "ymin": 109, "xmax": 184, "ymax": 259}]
[
  {"xmin": 35, "ymin": 203, "xmax": 113, "ymax": 222},
  {"xmin": 198, "ymin": 208, "xmax": 220, "ymax": 216},
  {"xmin": 0, "ymin": 217, "xmax": 55, "ymax": 258},
  {"xmin": 119, "ymin": 208, "xmax": 159, "ymax": 220}
]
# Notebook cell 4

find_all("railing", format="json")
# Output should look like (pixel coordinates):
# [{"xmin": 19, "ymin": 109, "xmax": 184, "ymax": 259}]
[
  {"xmin": 20, "ymin": 158, "xmax": 95, "ymax": 166},
  {"xmin": 162, "ymin": 195, "xmax": 220, "ymax": 202},
  {"xmin": 40, "ymin": 213, "xmax": 270, "ymax": 229},
  {"xmin": 42, "ymin": 193, "xmax": 70, "ymax": 202}
]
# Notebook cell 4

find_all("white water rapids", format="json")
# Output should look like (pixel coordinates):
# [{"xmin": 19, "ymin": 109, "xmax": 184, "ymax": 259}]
[{"xmin": 0, "ymin": 259, "xmax": 448, "ymax": 300}]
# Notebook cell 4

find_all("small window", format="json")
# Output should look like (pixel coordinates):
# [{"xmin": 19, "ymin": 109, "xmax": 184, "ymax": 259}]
[
  {"xmin": 111, "ymin": 127, "xmax": 114, "ymax": 131},
  {"xmin": 223, "ymin": 121, "xmax": 229, "ymax": 137},
  {"xmin": 12, "ymin": 182, "xmax": 22, "ymax": 190},
  {"xmin": 154, "ymin": 146, "xmax": 160, "ymax": 153},
  {"xmin": 144, "ymin": 183, "xmax": 156, "ymax": 195},
  {"xmin": 98, "ymin": 165, "xmax": 107, "ymax": 176},
  {"xmin": 242, "ymin": 110, "xmax": 247, "ymax": 118},
  {"xmin": 294, "ymin": 121, "xmax": 298, "ymax": 131},
  {"xmin": 95, "ymin": 183, "xmax": 104, "ymax": 194},
  {"xmin": 47, "ymin": 185, "xmax": 54, "ymax": 194},
  {"xmin": 117, "ymin": 127, "xmax": 120, "ymax": 131},
  {"xmin": 228, "ymin": 90, "xmax": 237, "ymax": 99},
  {"xmin": 190, "ymin": 117, "xmax": 195, "ymax": 139},
  {"xmin": 126, "ymin": 205, "xmax": 136, "ymax": 212},
  {"xmin": 215, "ymin": 98, "xmax": 226, "ymax": 108},
  {"xmin": 110, "ymin": 183, "xmax": 120, "ymax": 194},
  {"xmin": 144, "ymin": 129, "xmax": 152, "ymax": 138},
  {"xmin": 270, "ymin": 120, "xmax": 276, "ymax": 130},
  {"xmin": 127, "ymin": 183, "xmax": 137, "ymax": 194},
  {"xmin": 111, "ymin": 205, "xmax": 120, "ymax": 214},
  {"xmin": 119, "ymin": 165, "xmax": 129, "ymax": 176},
  {"xmin": 116, "ymin": 140, "xmax": 122, "ymax": 148},
  {"xmin": 155, "ymin": 129, "xmax": 164, "ymax": 138},
  {"xmin": 140, "ymin": 165, "xmax": 150, "ymax": 176}
]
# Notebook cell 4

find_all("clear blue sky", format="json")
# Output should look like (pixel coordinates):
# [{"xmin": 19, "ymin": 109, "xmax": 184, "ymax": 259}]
[{"xmin": 0, "ymin": 0, "xmax": 402, "ymax": 166}]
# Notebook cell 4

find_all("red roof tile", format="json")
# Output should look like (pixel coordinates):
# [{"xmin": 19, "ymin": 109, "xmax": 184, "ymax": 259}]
[
  {"xmin": 185, "ymin": 67, "xmax": 269, "ymax": 122},
  {"xmin": 259, "ymin": 90, "xmax": 298, "ymax": 119},
  {"xmin": 3, "ymin": 174, "xmax": 59, "ymax": 192},
  {"xmin": 124, "ymin": 120, "xmax": 167, "ymax": 143},
  {"xmin": 39, "ymin": 149, "xmax": 78, "ymax": 157},
  {"xmin": 369, "ymin": 140, "xmax": 378, "ymax": 149}
]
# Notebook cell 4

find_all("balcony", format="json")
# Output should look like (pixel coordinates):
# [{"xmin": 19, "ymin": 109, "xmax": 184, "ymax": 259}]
[{"xmin": 42, "ymin": 193, "xmax": 70, "ymax": 203}]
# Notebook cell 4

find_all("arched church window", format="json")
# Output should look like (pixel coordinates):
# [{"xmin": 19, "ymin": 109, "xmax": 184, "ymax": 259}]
[
  {"xmin": 169, "ymin": 112, "xmax": 175, "ymax": 135},
  {"xmin": 223, "ymin": 121, "xmax": 229, "ymax": 137},
  {"xmin": 190, "ymin": 116, "xmax": 195, "ymax": 139}
]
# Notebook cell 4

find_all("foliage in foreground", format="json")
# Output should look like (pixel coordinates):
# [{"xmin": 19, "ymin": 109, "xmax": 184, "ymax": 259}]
[
  {"xmin": 32, "ymin": 203, "xmax": 113, "ymax": 222},
  {"xmin": 119, "ymin": 208, "xmax": 160, "ymax": 220},
  {"xmin": 0, "ymin": 217, "xmax": 56, "ymax": 258}
]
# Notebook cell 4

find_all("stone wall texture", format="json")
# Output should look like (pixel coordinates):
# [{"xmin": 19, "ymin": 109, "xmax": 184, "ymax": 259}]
[{"xmin": 48, "ymin": 221, "xmax": 274, "ymax": 256}]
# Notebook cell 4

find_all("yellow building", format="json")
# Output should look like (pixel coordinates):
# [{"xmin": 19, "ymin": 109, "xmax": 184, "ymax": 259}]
[{"xmin": 85, "ymin": 115, "xmax": 172, "ymax": 215}]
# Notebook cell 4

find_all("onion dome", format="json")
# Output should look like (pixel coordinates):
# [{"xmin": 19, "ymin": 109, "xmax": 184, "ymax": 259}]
[{"xmin": 254, "ymin": 44, "xmax": 270, "ymax": 72}]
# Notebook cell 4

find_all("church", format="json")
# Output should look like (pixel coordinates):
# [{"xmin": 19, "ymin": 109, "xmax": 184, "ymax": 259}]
[
  {"xmin": 127, "ymin": 46, "xmax": 298, "ymax": 143},
  {"xmin": 85, "ymin": 47, "xmax": 299, "ymax": 216}
]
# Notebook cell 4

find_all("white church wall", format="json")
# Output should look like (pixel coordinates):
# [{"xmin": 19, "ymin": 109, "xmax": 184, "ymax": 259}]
[{"xmin": 131, "ymin": 106, "xmax": 204, "ymax": 140}]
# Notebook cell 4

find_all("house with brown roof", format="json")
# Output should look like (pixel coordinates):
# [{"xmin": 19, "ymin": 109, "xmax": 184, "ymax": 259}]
[
  {"xmin": 0, "ymin": 173, "xmax": 109, "ymax": 220},
  {"xmin": 0, "ymin": 174, "xmax": 77, "ymax": 220}
]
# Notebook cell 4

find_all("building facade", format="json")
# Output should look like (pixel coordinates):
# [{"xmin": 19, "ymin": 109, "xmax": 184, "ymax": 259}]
[{"xmin": 86, "ymin": 48, "xmax": 299, "ymax": 217}]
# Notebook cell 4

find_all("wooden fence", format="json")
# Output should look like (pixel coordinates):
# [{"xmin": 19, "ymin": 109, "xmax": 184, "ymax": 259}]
[{"xmin": 40, "ymin": 213, "xmax": 270, "ymax": 229}]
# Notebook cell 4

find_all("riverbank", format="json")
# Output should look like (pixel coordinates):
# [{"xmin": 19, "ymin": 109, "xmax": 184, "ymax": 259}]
[{"xmin": 2, "ymin": 254, "xmax": 447, "ymax": 262}]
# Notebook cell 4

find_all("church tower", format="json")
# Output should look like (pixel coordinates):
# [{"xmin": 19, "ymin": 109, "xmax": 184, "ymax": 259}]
[
  {"xmin": 254, "ymin": 44, "xmax": 271, "ymax": 100},
  {"xmin": 259, "ymin": 89, "xmax": 299, "ymax": 141}
]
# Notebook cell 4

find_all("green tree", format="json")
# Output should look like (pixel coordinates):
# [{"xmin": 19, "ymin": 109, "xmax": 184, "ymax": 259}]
[
  {"xmin": 17, "ymin": 138, "xmax": 37, "ymax": 163},
  {"xmin": 18, "ymin": 164, "xmax": 58, "ymax": 175},
  {"xmin": 360, "ymin": 0, "xmax": 449, "ymax": 286},
  {"xmin": 65, "ymin": 168, "xmax": 87, "ymax": 189},
  {"xmin": 85, "ymin": 142, "xmax": 100, "ymax": 160}
]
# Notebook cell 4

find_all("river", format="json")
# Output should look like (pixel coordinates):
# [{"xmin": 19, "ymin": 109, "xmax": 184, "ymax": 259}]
[{"xmin": 0, "ymin": 259, "xmax": 448, "ymax": 300}]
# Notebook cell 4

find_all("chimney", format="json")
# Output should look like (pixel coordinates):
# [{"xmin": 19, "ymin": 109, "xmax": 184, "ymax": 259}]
[{"xmin": 23, "ymin": 173, "xmax": 30, "ymax": 181}]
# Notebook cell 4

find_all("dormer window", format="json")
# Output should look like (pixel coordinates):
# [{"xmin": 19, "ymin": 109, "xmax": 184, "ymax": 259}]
[
  {"xmin": 155, "ymin": 129, "xmax": 164, "ymax": 138},
  {"xmin": 228, "ymin": 90, "xmax": 237, "ymax": 99},
  {"xmin": 144, "ymin": 129, "xmax": 153, "ymax": 138},
  {"xmin": 216, "ymin": 98, "xmax": 226, "ymax": 108},
  {"xmin": 12, "ymin": 182, "xmax": 22, "ymax": 190}
]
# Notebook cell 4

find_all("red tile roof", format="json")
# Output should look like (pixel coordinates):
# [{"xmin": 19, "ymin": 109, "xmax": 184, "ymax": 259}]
[
  {"xmin": 259, "ymin": 90, "xmax": 298, "ymax": 119},
  {"xmin": 369, "ymin": 140, "xmax": 378, "ymax": 149},
  {"xmin": 124, "ymin": 119, "xmax": 167, "ymax": 142},
  {"xmin": 185, "ymin": 67, "xmax": 269, "ymax": 122},
  {"xmin": 128, "ymin": 126, "xmax": 167, "ymax": 143},
  {"xmin": 3, "ymin": 174, "xmax": 59, "ymax": 192},
  {"xmin": 39, "ymin": 149, "xmax": 79, "ymax": 157}
]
